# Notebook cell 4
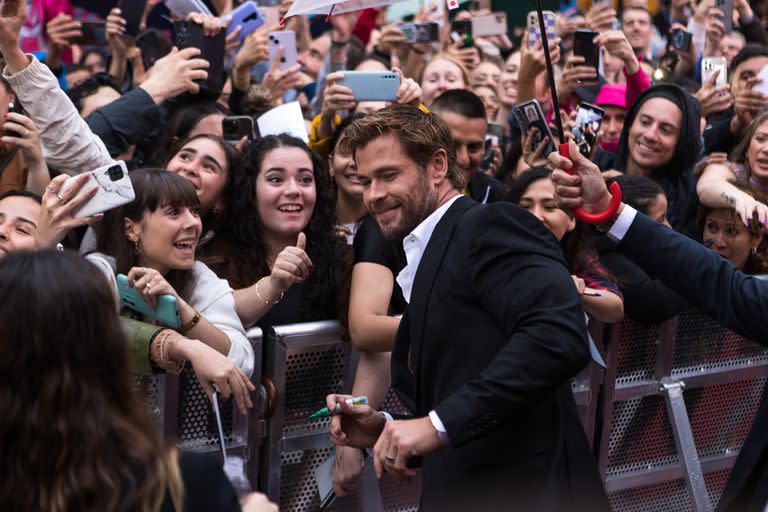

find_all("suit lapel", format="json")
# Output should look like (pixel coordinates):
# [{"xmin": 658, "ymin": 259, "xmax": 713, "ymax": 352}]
[{"xmin": 409, "ymin": 196, "xmax": 476, "ymax": 379}]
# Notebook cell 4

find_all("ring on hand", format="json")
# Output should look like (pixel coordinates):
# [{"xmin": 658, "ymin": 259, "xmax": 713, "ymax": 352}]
[
  {"xmin": 23, "ymin": 129, "xmax": 29, "ymax": 137},
  {"xmin": 56, "ymin": 194, "xmax": 66, "ymax": 205},
  {"xmin": 384, "ymin": 454, "xmax": 395, "ymax": 464},
  {"xmin": 145, "ymin": 282, "xmax": 152, "ymax": 290},
  {"xmin": 45, "ymin": 185, "xmax": 54, "ymax": 192}
]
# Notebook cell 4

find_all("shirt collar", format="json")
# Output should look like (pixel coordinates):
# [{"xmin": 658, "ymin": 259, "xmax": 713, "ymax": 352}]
[{"xmin": 406, "ymin": 194, "xmax": 462, "ymax": 249}]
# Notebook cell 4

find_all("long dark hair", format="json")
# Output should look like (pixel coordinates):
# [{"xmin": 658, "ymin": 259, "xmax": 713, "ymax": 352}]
[
  {"xmin": 0, "ymin": 251, "xmax": 183, "ymax": 511},
  {"xmin": 228, "ymin": 134, "xmax": 338, "ymax": 320},
  {"xmin": 95, "ymin": 168, "xmax": 199, "ymax": 299},
  {"xmin": 507, "ymin": 166, "xmax": 587, "ymax": 271},
  {"xmin": 606, "ymin": 175, "xmax": 666, "ymax": 216},
  {"xmin": 153, "ymin": 101, "xmax": 230, "ymax": 166}
]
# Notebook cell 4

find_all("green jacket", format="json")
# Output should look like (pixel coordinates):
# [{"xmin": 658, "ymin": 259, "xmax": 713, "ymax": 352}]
[{"xmin": 121, "ymin": 317, "xmax": 164, "ymax": 375}]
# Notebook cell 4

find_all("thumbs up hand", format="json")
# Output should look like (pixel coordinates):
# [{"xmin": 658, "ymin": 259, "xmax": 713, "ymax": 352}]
[{"xmin": 268, "ymin": 232, "xmax": 313, "ymax": 294}]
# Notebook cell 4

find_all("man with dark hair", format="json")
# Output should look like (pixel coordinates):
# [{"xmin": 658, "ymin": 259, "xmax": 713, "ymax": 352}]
[
  {"xmin": 67, "ymin": 72, "xmax": 122, "ymax": 118},
  {"xmin": 327, "ymin": 105, "xmax": 608, "ymax": 510},
  {"xmin": 429, "ymin": 89, "xmax": 506, "ymax": 203}
]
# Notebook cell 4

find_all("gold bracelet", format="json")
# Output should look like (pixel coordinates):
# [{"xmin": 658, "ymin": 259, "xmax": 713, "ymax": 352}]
[
  {"xmin": 255, "ymin": 276, "xmax": 283, "ymax": 305},
  {"xmin": 180, "ymin": 310, "xmax": 201, "ymax": 334}
]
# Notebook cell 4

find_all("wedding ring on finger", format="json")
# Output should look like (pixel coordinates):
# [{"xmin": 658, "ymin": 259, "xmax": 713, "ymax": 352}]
[
  {"xmin": 145, "ymin": 281, "xmax": 152, "ymax": 290},
  {"xmin": 384, "ymin": 455, "xmax": 396, "ymax": 464}
]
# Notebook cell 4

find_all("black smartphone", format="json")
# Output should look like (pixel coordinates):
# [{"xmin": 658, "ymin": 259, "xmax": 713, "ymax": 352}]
[
  {"xmin": 71, "ymin": 21, "xmax": 106, "ymax": 46},
  {"xmin": 136, "ymin": 31, "xmax": 170, "ymax": 71},
  {"xmin": 571, "ymin": 102, "xmax": 604, "ymax": 157},
  {"xmin": 222, "ymin": 116, "xmax": 254, "ymax": 144},
  {"xmin": 451, "ymin": 19, "xmax": 473, "ymax": 49},
  {"xmin": 669, "ymin": 29, "xmax": 692, "ymax": 53},
  {"xmin": 173, "ymin": 19, "xmax": 226, "ymax": 94},
  {"xmin": 117, "ymin": 0, "xmax": 148, "ymax": 38},
  {"xmin": 4, "ymin": 100, "xmax": 25, "ymax": 138},
  {"xmin": 573, "ymin": 29, "xmax": 600, "ymax": 72}
]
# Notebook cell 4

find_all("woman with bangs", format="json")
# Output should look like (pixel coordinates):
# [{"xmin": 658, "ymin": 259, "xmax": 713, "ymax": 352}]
[
  {"xmin": 205, "ymin": 134, "xmax": 343, "ymax": 328},
  {"xmin": 87, "ymin": 168, "xmax": 254, "ymax": 377}
]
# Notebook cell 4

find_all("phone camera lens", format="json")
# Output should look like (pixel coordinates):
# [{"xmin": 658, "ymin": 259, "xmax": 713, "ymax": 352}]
[{"xmin": 107, "ymin": 165, "xmax": 124, "ymax": 182}]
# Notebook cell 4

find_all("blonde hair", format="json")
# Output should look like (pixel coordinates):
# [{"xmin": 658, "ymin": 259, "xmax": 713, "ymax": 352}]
[{"xmin": 418, "ymin": 52, "xmax": 471, "ymax": 87}]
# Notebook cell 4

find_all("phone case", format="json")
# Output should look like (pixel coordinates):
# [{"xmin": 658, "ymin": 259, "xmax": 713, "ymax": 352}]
[
  {"xmin": 117, "ymin": 0, "xmax": 148, "ymax": 37},
  {"xmin": 702, "ymin": 57, "xmax": 727, "ymax": 88},
  {"xmin": 222, "ymin": 116, "xmax": 255, "ymax": 142},
  {"xmin": 173, "ymin": 20, "xmax": 226, "ymax": 94},
  {"xmin": 715, "ymin": 0, "xmax": 733, "ymax": 34},
  {"xmin": 527, "ymin": 10, "xmax": 555, "ymax": 48},
  {"xmin": 472, "ymin": 13, "xmax": 507, "ymax": 37},
  {"xmin": 136, "ymin": 31, "xmax": 170, "ymax": 71},
  {"xmin": 60, "ymin": 161, "xmax": 135, "ymax": 219},
  {"xmin": 268, "ymin": 31, "xmax": 298, "ymax": 71},
  {"xmin": 165, "ymin": 0, "xmax": 213, "ymax": 18},
  {"xmin": 513, "ymin": 100, "xmax": 557, "ymax": 157},
  {"xmin": 572, "ymin": 103, "xmax": 605, "ymax": 157},
  {"xmin": 224, "ymin": 1, "xmax": 265, "ymax": 45},
  {"xmin": 116, "ymin": 274, "xmax": 182, "ymax": 329},
  {"xmin": 72, "ymin": 21, "xmax": 106, "ymax": 46},
  {"xmin": 337, "ymin": 71, "xmax": 401, "ymax": 102},
  {"xmin": 451, "ymin": 19, "xmax": 472, "ymax": 49}
]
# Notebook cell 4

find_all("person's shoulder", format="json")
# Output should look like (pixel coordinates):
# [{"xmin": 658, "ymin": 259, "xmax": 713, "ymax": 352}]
[{"xmin": 192, "ymin": 260, "xmax": 233, "ymax": 296}]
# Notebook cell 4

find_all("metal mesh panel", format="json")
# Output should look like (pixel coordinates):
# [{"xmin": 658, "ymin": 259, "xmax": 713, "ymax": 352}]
[
  {"xmin": 705, "ymin": 468, "xmax": 732, "ymax": 511},
  {"xmin": 381, "ymin": 387, "xmax": 410, "ymax": 416},
  {"xmin": 684, "ymin": 378, "xmax": 765, "ymax": 458},
  {"xmin": 607, "ymin": 395, "xmax": 678, "ymax": 476},
  {"xmin": 282, "ymin": 345, "xmax": 348, "ymax": 436},
  {"xmin": 280, "ymin": 447, "xmax": 333, "ymax": 512},
  {"xmin": 176, "ymin": 363, "xmax": 238, "ymax": 450},
  {"xmin": 609, "ymin": 477, "xmax": 692, "ymax": 512},
  {"xmin": 380, "ymin": 472, "xmax": 421, "ymax": 512},
  {"xmin": 615, "ymin": 319, "xmax": 665, "ymax": 385},
  {"xmin": 673, "ymin": 310, "xmax": 768, "ymax": 375},
  {"xmin": 134, "ymin": 374, "xmax": 164, "ymax": 421}
]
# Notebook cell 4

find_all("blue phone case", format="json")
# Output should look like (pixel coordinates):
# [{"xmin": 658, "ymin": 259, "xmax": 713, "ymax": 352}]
[
  {"xmin": 225, "ymin": 1, "xmax": 265, "ymax": 44},
  {"xmin": 337, "ymin": 71, "xmax": 400, "ymax": 102},
  {"xmin": 117, "ymin": 274, "xmax": 182, "ymax": 329}
]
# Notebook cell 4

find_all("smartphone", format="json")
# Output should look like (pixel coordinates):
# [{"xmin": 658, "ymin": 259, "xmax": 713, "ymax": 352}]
[
  {"xmin": 669, "ymin": 29, "xmax": 692, "ymax": 53},
  {"xmin": 573, "ymin": 29, "xmax": 600, "ymax": 72},
  {"xmin": 267, "ymin": 31, "xmax": 298, "ymax": 72},
  {"xmin": 222, "ymin": 116, "xmax": 254, "ymax": 144},
  {"xmin": 337, "ymin": 71, "xmax": 401, "ymax": 102},
  {"xmin": 117, "ymin": 0, "xmax": 148, "ymax": 38},
  {"xmin": 71, "ymin": 21, "xmax": 106, "ymax": 46},
  {"xmin": 136, "ymin": 31, "xmax": 170, "ymax": 71},
  {"xmin": 116, "ymin": 274, "xmax": 182, "ymax": 329},
  {"xmin": 571, "ymin": 103, "xmax": 605, "ymax": 158},
  {"xmin": 397, "ymin": 22, "xmax": 440, "ymax": 44},
  {"xmin": 527, "ymin": 10, "xmax": 556, "ymax": 48},
  {"xmin": 60, "ymin": 161, "xmax": 135, "ymax": 218},
  {"xmin": 472, "ymin": 12, "xmax": 507, "ymax": 37},
  {"xmin": 224, "ymin": 1, "xmax": 265, "ymax": 46},
  {"xmin": 481, "ymin": 122, "xmax": 504, "ymax": 171},
  {"xmin": 754, "ymin": 64, "xmax": 768, "ymax": 96},
  {"xmin": 173, "ymin": 20, "xmax": 226, "ymax": 94},
  {"xmin": 165, "ymin": 0, "xmax": 213, "ymax": 18},
  {"xmin": 4, "ymin": 100, "xmax": 25, "ymax": 138},
  {"xmin": 702, "ymin": 56, "xmax": 727, "ymax": 88},
  {"xmin": 513, "ymin": 100, "xmax": 557, "ymax": 158},
  {"xmin": 450, "ymin": 19, "xmax": 473, "ymax": 49},
  {"xmin": 715, "ymin": 0, "xmax": 734, "ymax": 34}
]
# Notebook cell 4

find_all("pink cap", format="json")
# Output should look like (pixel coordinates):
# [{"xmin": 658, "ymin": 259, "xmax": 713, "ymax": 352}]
[{"xmin": 595, "ymin": 83, "xmax": 627, "ymax": 109}]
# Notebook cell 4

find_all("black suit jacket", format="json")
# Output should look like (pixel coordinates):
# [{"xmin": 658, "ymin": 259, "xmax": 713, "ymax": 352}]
[
  {"xmin": 617, "ymin": 212, "xmax": 768, "ymax": 512},
  {"xmin": 392, "ymin": 196, "xmax": 609, "ymax": 511}
]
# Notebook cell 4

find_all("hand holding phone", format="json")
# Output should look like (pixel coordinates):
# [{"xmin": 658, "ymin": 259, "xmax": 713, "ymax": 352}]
[
  {"xmin": 117, "ymin": 273, "xmax": 181, "ymax": 329},
  {"xmin": 571, "ymin": 103, "xmax": 605, "ymax": 157},
  {"xmin": 222, "ymin": 116, "xmax": 255, "ymax": 144},
  {"xmin": 450, "ymin": 19, "xmax": 473, "ymax": 49},
  {"xmin": 224, "ymin": 1, "xmax": 265, "ymax": 45},
  {"xmin": 267, "ymin": 30, "xmax": 298, "ymax": 71},
  {"xmin": 337, "ymin": 71, "xmax": 400, "ymax": 102},
  {"xmin": 59, "ymin": 161, "xmax": 135, "ymax": 218},
  {"xmin": 527, "ymin": 10, "xmax": 556, "ymax": 48},
  {"xmin": 573, "ymin": 29, "xmax": 600, "ymax": 72},
  {"xmin": 117, "ymin": 0, "xmax": 148, "ymax": 37}
]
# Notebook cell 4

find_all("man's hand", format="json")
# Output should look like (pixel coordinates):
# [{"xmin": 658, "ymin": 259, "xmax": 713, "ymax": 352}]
[
  {"xmin": 140, "ymin": 47, "xmax": 210, "ymax": 103},
  {"xmin": 373, "ymin": 416, "xmax": 441, "ymax": 480},
  {"xmin": 548, "ymin": 141, "xmax": 613, "ymax": 213},
  {"xmin": 327, "ymin": 393, "xmax": 386, "ymax": 449},
  {"xmin": 734, "ymin": 76, "xmax": 768, "ymax": 129}
]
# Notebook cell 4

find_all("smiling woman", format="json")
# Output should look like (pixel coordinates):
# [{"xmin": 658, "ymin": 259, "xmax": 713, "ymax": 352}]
[
  {"xmin": 87, "ymin": 169, "xmax": 254, "ymax": 376},
  {"xmin": 204, "ymin": 134, "xmax": 343, "ymax": 329}
]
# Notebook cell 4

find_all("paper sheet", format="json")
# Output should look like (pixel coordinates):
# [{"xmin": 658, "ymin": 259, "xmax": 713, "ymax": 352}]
[{"xmin": 256, "ymin": 102, "xmax": 309, "ymax": 142}]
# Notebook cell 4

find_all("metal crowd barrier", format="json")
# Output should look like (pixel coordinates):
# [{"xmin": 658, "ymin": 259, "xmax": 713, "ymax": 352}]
[
  {"xmin": 134, "ymin": 311, "xmax": 768, "ymax": 512},
  {"xmin": 600, "ymin": 311, "xmax": 768, "ymax": 512}
]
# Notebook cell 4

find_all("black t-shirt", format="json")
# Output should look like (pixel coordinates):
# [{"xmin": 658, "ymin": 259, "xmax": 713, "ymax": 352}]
[{"xmin": 353, "ymin": 214, "xmax": 407, "ymax": 315}]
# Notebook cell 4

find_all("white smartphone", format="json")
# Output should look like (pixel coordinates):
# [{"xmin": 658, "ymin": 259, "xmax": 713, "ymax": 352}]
[
  {"xmin": 755, "ymin": 64, "xmax": 768, "ymax": 96},
  {"xmin": 702, "ymin": 57, "xmax": 727, "ymax": 89},
  {"xmin": 527, "ymin": 10, "xmax": 556, "ymax": 48},
  {"xmin": 60, "ymin": 161, "xmax": 134, "ymax": 218},
  {"xmin": 472, "ymin": 12, "xmax": 507, "ymax": 37},
  {"xmin": 268, "ymin": 30, "xmax": 297, "ymax": 72}
]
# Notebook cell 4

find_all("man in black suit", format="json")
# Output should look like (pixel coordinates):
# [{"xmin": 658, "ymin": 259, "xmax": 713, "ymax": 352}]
[
  {"xmin": 326, "ymin": 106, "xmax": 608, "ymax": 510},
  {"xmin": 550, "ymin": 142, "xmax": 768, "ymax": 512}
]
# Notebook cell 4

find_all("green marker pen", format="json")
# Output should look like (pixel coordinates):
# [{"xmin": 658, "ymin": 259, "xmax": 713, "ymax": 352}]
[{"xmin": 309, "ymin": 396, "xmax": 368, "ymax": 420}]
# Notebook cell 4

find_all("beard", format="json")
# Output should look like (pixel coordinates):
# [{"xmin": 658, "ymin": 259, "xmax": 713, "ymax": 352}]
[{"xmin": 370, "ymin": 172, "xmax": 438, "ymax": 241}]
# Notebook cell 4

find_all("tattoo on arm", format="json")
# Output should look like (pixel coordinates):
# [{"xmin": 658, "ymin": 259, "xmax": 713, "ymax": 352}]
[{"xmin": 720, "ymin": 192, "xmax": 736, "ymax": 205}]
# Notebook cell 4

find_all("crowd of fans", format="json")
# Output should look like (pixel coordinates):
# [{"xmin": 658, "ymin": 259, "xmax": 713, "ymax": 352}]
[{"xmin": 4, "ymin": 0, "xmax": 768, "ymax": 509}]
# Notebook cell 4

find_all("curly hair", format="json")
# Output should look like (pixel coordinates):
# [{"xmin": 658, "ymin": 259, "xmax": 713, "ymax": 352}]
[
  {"xmin": 0, "ymin": 251, "xmax": 183, "ymax": 511},
  {"xmin": 227, "ymin": 134, "xmax": 339, "ymax": 320}
]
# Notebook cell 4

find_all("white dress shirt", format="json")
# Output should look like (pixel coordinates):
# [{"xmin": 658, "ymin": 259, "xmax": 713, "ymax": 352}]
[
  {"xmin": 607, "ymin": 205, "xmax": 638, "ymax": 242},
  {"xmin": 395, "ymin": 193, "xmax": 462, "ymax": 445}
]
